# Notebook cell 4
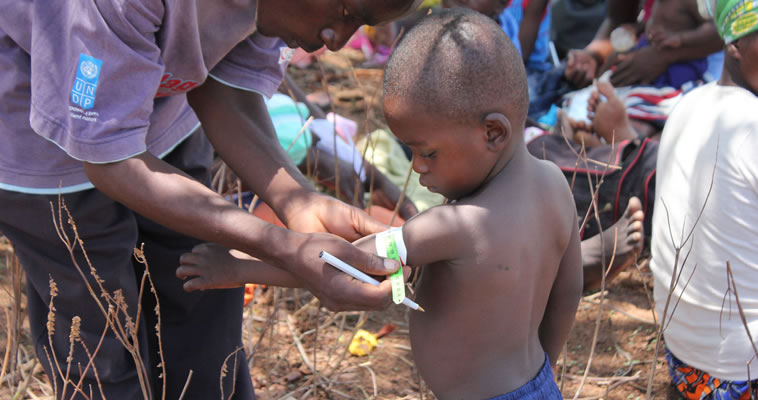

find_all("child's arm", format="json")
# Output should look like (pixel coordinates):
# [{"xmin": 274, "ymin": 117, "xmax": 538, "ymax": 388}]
[
  {"xmin": 352, "ymin": 205, "xmax": 464, "ymax": 267},
  {"xmin": 649, "ymin": 22, "xmax": 721, "ymax": 50},
  {"xmin": 669, "ymin": 22, "xmax": 721, "ymax": 50},
  {"xmin": 538, "ymin": 220, "xmax": 583, "ymax": 366},
  {"xmin": 177, "ymin": 243, "xmax": 302, "ymax": 292}
]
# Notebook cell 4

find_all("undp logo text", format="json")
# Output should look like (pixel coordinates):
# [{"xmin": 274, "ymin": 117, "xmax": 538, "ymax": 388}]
[{"xmin": 71, "ymin": 54, "xmax": 102, "ymax": 110}]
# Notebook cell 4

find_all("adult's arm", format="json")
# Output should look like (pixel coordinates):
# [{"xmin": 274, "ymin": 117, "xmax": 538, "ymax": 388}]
[
  {"xmin": 673, "ymin": 22, "xmax": 723, "ymax": 50},
  {"xmin": 187, "ymin": 78, "xmax": 319, "ymax": 226},
  {"xmin": 518, "ymin": 0, "xmax": 548, "ymax": 64},
  {"xmin": 609, "ymin": 27, "xmax": 723, "ymax": 86},
  {"xmin": 83, "ymin": 151, "xmax": 395, "ymax": 311}
]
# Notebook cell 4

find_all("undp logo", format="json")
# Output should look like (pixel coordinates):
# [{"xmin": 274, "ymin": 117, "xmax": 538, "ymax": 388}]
[
  {"xmin": 80, "ymin": 60, "xmax": 99, "ymax": 79},
  {"xmin": 71, "ymin": 53, "xmax": 103, "ymax": 110}
]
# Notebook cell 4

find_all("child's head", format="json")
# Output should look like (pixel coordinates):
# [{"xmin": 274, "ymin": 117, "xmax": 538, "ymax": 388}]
[
  {"xmin": 383, "ymin": 8, "xmax": 528, "ymax": 200},
  {"xmin": 710, "ymin": 0, "xmax": 758, "ymax": 93},
  {"xmin": 441, "ymin": 0, "xmax": 510, "ymax": 20},
  {"xmin": 256, "ymin": 0, "xmax": 422, "ymax": 52}
]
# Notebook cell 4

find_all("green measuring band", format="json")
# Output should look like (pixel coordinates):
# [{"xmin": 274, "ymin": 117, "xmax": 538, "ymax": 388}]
[{"xmin": 386, "ymin": 236, "xmax": 406, "ymax": 305}]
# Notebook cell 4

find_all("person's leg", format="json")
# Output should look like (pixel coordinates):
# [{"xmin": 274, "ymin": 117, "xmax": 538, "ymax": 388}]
[
  {"xmin": 136, "ymin": 128, "xmax": 253, "ymax": 399},
  {"xmin": 581, "ymin": 197, "xmax": 644, "ymax": 291},
  {"xmin": 0, "ymin": 189, "xmax": 148, "ymax": 400}
]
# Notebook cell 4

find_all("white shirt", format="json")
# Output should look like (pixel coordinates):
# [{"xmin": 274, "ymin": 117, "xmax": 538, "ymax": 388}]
[{"xmin": 651, "ymin": 82, "xmax": 758, "ymax": 380}]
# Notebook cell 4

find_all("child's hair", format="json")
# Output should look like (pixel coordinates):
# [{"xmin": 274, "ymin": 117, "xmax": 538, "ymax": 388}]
[{"xmin": 384, "ymin": 8, "xmax": 528, "ymax": 127}]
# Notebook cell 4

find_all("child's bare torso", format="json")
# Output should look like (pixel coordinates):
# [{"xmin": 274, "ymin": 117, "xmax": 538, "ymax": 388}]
[{"xmin": 408, "ymin": 154, "xmax": 575, "ymax": 399}]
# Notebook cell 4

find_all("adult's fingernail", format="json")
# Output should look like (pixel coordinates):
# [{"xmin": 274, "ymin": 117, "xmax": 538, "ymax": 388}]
[{"xmin": 384, "ymin": 258, "xmax": 400, "ymax": 272}]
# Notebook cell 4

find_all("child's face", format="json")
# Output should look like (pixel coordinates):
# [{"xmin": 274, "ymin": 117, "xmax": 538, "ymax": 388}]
[
  {"xmin": 256, "ymin": 0, "xmax": 415, "ymax": 52},
  {"xmin": 385, "ymin": 103, "xmax": 497, "ymax": 200}
]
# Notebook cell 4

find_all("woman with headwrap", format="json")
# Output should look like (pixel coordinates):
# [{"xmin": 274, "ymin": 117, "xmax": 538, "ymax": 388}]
[{"xmin": 650, "ymin": 1, "xmax": 758, "ymax": 398}]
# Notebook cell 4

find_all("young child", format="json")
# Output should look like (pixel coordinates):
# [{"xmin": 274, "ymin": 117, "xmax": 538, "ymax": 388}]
[{"xmin": 177, "ymin": 9, "xmax": 583, "ymax": 399}]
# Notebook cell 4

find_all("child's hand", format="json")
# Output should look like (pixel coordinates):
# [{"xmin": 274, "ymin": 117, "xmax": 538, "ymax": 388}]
[
  {"xmin": 565, "ymin": 49, "xmax": 600, "ymax": 89},
  {"xmin": 648, "ymin": 27, "xmax": 682, "ymax": 49},
  {"xmin": 657, "ymin": 33, "xmax": 682, "ymax": 49},
  {"xmin": 177, "ymin": 243, "xmax": 251, "ymax": 291}
]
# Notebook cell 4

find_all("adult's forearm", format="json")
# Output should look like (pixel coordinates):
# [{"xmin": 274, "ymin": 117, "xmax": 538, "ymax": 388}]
[
  {"xmin": 83, "ymin": 154, "xmax": 297, "ymax": 264},
  {"xmin": 188, "ymin": 78, "xmax": 317, "ymax": 226}
]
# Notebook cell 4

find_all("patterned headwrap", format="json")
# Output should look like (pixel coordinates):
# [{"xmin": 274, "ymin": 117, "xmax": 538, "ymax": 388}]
[{"xmin": 701, "ymin": 0, "xmax": 758, "ymax": 42}]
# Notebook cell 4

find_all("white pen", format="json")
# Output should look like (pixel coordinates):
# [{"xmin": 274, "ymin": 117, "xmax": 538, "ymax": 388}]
[{"xmin": 319, "ymin": 251, "xmax": 425, "ymax": 312}]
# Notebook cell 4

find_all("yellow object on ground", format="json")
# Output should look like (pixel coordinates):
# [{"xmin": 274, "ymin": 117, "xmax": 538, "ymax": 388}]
[
  {"xmin": 357, "ymin": 129, "xmax": 445, "ymax": 212},
  {"xmin": 348, "ymin": 329, "xmax": 379, "ymax": 356}
]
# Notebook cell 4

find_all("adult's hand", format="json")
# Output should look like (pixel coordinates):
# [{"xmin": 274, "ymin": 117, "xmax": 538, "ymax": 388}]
[
  {"xmin": 284, "ymin": 230, "xmax": 397, "ymax": 311},
  {"xmin": 282, "ymin": 194, "xmax": 401, "ymax": 311},
  {"xmin": 608, "ymin": 46, "xmax": 670, "ymax": 87},
  {"xmin": 285, "ymin": 192, "xmax": 389, "ymax": 239},
  {"xmin": 565, "ymin": 49, "xmax": 600, "ymax": 89}
]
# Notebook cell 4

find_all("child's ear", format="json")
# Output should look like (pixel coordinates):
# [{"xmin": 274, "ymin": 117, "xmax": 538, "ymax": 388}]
[{"xmin": 482, "ymin": 112, "xmax": 511, "ymax": 151}]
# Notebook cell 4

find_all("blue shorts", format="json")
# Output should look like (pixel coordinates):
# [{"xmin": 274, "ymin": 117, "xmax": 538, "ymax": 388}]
[{"xmin": 489, "ymin": 354, "xmax": 562, "ymax": 400}]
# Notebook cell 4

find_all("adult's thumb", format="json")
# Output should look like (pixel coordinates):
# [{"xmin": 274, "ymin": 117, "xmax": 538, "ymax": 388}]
[{"xmin": 352, "ymin": 249, "xmax": 400, "ymax": 276}]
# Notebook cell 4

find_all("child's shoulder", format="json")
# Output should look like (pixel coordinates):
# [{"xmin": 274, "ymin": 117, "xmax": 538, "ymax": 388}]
[
  {"xmin": 531, "ymin": 156, "xmax": 573, "ymax": 196},
  {"xmin": 526, "ymin": 156, "xmax": 577, "ymax": 223},
  {"xmin": 399, "ymin": 202, "xmax": 482, "ymax": 266}
]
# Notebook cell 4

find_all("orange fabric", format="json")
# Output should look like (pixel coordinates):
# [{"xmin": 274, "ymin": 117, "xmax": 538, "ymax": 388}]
[
  {"xmin": 243, "ymin": 283, "xmax": 259, "ymax": 306},
  {"xmin": 252, "ymin": 202, "xmax": 286, "ymax": 227}
]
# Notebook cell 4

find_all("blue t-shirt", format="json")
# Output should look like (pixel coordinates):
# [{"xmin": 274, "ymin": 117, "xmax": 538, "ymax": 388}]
[
  {"xmin": 496, "ymin": 11, "xmax": 522, "ymax": 56},
  {"xmin": 500, "ymin": 0, "xmax": 552, "ymax": 72}
]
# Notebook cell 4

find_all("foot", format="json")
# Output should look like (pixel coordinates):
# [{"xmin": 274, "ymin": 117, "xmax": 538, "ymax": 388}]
[
  {"xmin": 581, "ymin": 197, "xmax": 644, "ymax": 291},
  {"xmin": 575, "ymin": 131, "xmax": 603, "ymax": 148},
  {"xmin": 176, "ymin": 243, "xmax": 251, "ymax": 291},
  {"xmin": 554, "ymin": 110, "xmax": 603, "ymax": 148},
  {"xmin": 588, "ymin": 81, "xmax": 638, "ymax": 144}
]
